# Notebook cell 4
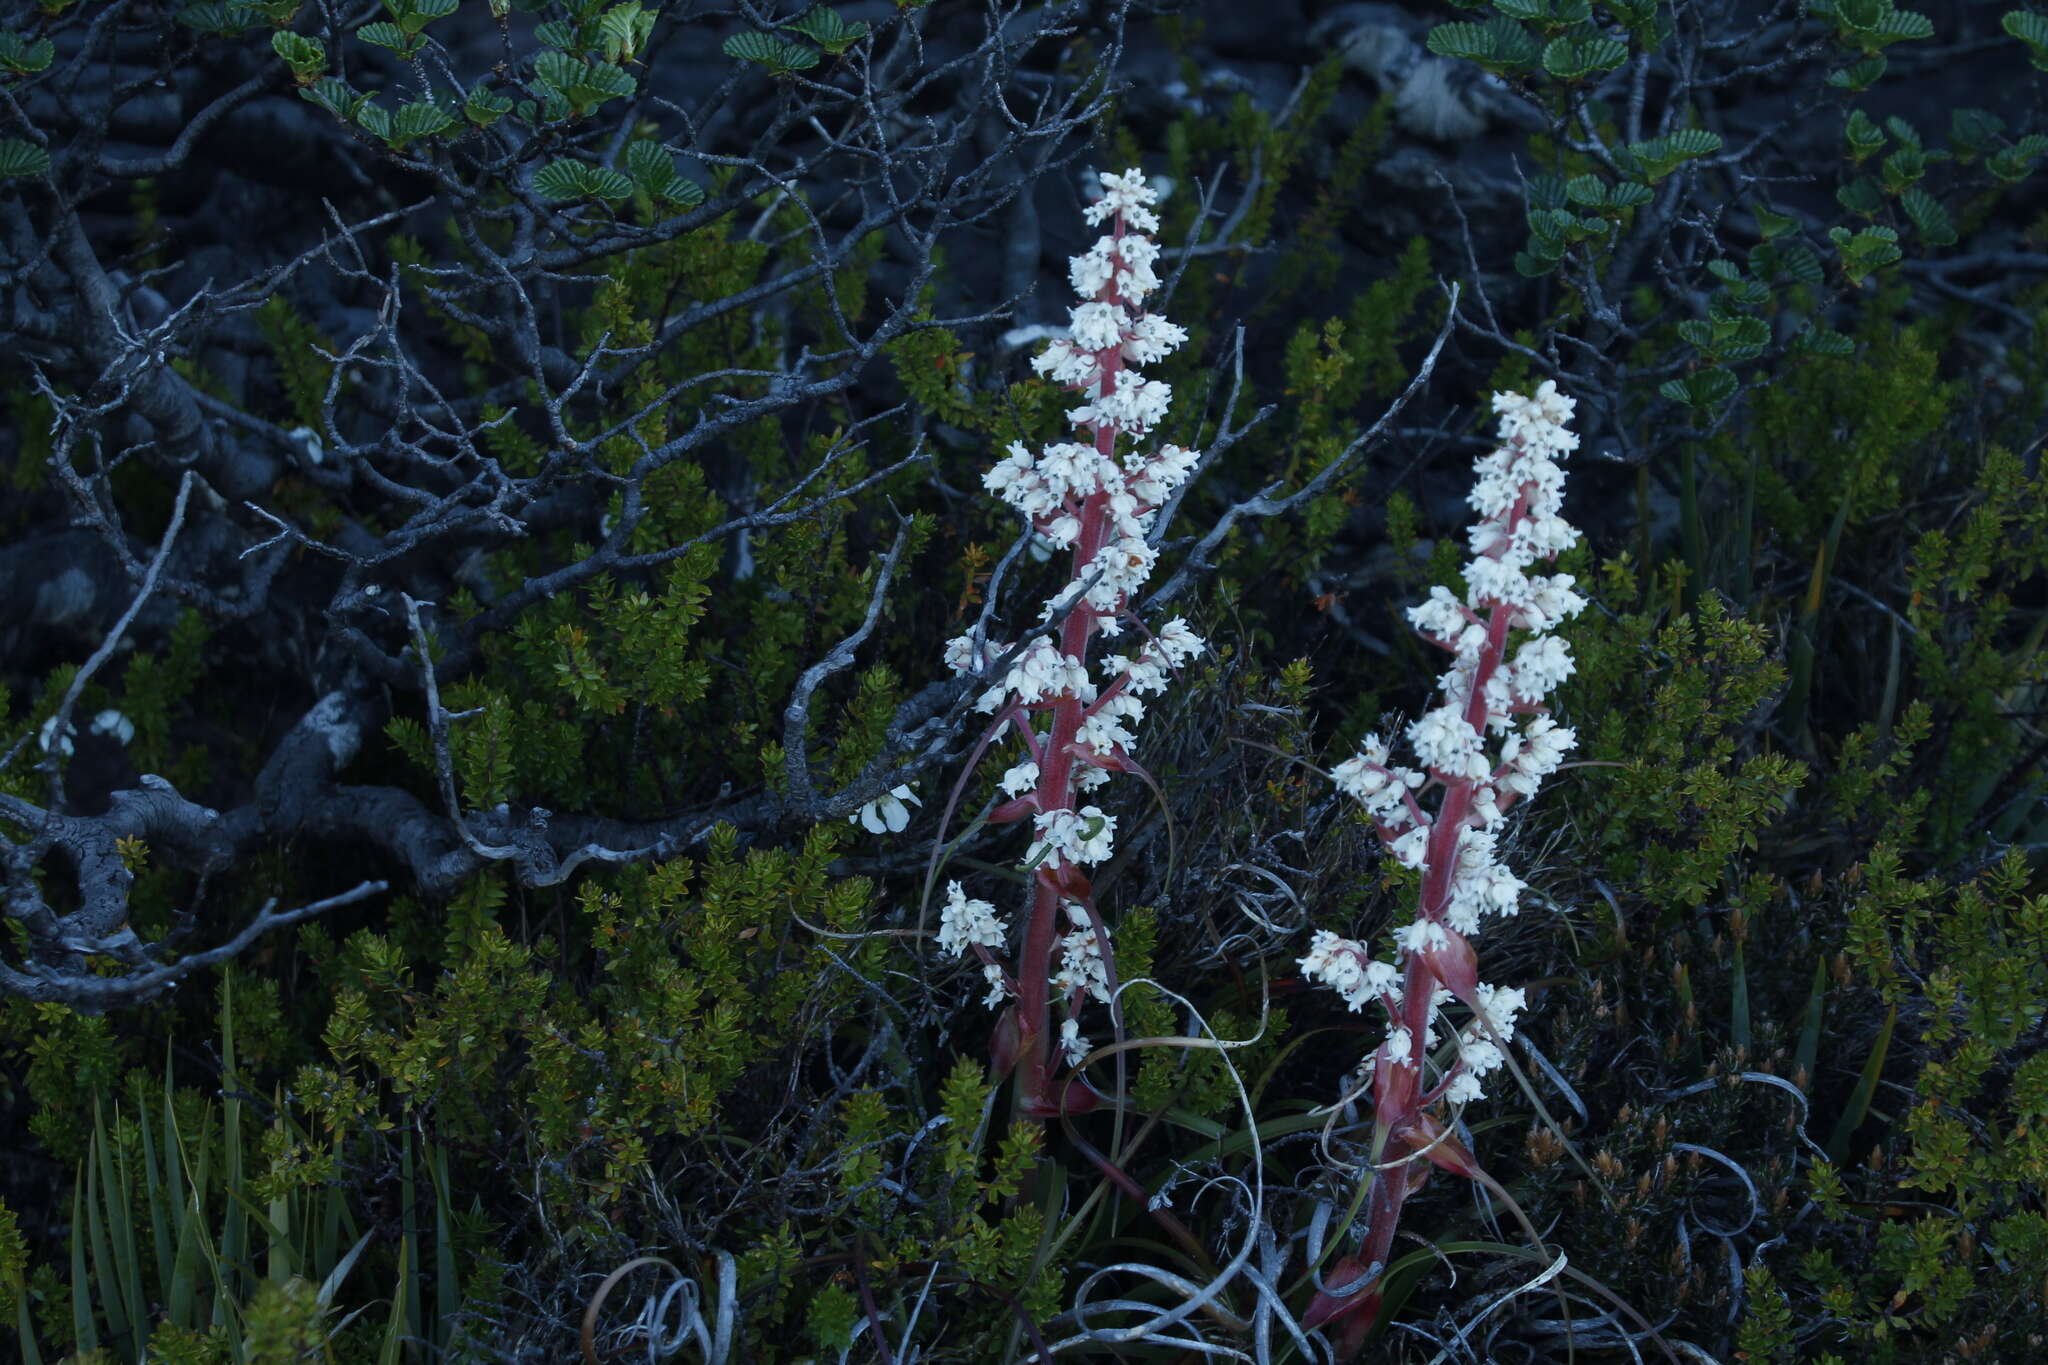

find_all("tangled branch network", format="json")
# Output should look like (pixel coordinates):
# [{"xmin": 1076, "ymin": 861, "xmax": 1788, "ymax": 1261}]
[{"xmin": 0, "ymin": 0, "xmax": 1135, "ymax": 1011}]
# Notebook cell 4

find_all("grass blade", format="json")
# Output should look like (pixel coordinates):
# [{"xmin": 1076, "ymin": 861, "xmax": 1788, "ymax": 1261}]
[
  {"xmin": 166, "ymin": 1089, "xmax": 204, "ymax": 1330},
  {"xmin": 1795, "ymin": 956, "xmax": 1826, "ymax": 1088},
  {"xmin": 318, "ymin": 1156, "xmax": 344, "ymax": 1276},
  {"xmin": 268, "ymin": 1179, "xmax": 290, "ymax": 1287},
  {"xmin": 1734, "ymin": 440, "xmax": 1756, "ymax": 608},
  {"xmin": 18, "ymin": 1291, "xmax": 44, "ymax": 1365},
  {"xmin": 84, "ymin": 1118, "xmax": 132, "ymax": 1357},
  {"xmin": 220, "ymin": 971, "xmax": 245, "ymax": 1318},
  {"xmin": 433, "ymin": 1143, "xmax": 457, "ymax": 1351},
  {"xmin": 142, "ymin": 1051, "xmax": 175, "ymax": 1296},
  {"xmin": 317, "ymin": 1231, "xmax": 375, "ymax": 1310},
  {"xmin": 70, "ymin": 1177, "xmax": 97, "ymax": 1355},
  {"xmin": 379, "ymin": 1238, "xmax": 411, "ymax": 1365},
  {"xmin": 110, "ymin": 1108, "xmax": 149, "ymax": 1360},
  {"xmin": 1679, "ymin": 443, "xmax": 1702, "ymax": 613},
  {"xmin": 1875, "ymin": 613, "xmax": 1900, "ymax": 740},
  {"xmin": 1827, "ymin": 1003, "xmax": 1896, "ymax": 1162},
  {"xmin": 1730, "ymin": 937, "xmax": 1751, "ymax": 1053},
  {"xmin": 402, "ymin": 1128, "xmax": 422, "ymax": 1354}
]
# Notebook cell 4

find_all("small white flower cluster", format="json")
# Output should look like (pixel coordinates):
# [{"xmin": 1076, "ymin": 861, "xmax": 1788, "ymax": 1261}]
[
  {"xmin": 1442, "ymin": 984, "xmax": 1528, "ymax": 1104},
  {"xmin": 1086, "ymin": 167, "xmax": 1163, "ymax": 231},
  {"xmin": 998, "ymin": 758, "xmax": 1040, "ymax": 798},
  {"xmin": 1407, "ymin": 705, "xmax": 1491, "ymax": 783},
  {"xmin": 38, "ymin": 709, "xmax": 137, "ymax": 756},
  {"xmin": 937, "ymin": 880, "xmax": 1008, "ymax": 956},
  {"xmin": 1497, "ymin": 715, "xmax": 1575, "ymax": 798},
  {"xmin": 1098, "ymin": 616, "xmax": 1202, "ymax": 697},
  {"xmin": 1330, "ymin": 735, "xmax": 1426, "ymax": 828},
  {"xmin": 1059, "ymin": 1016, "xmax": 1091, "ymax": 1067},
  {"xmin": 934, "ymin": 881, "xmax": 1014, "ymax": 1009},
  {"xmin": 946, "ymin": 619, "xmax": 1205, "ymax": 780},
  {"xmin": 1303, "ymin": 933, "xmax": 1535, "ymax": 1093},
  {"xmin": 850, "ymin": 783, "xmax": 921, "ymax": 834},
  {"xmin": 1053, "ymin": 900, "xmax": 1112, "ymax": 1005},
  {"xmin": 37, "ymin": 715, "xmax": 71, "ymax": 756},
  {"xmin": 1026, "ymin": 806, "xmax": 1117, "ymax": 871},
  {"xmin": 975, "ymin": 440, "xmax": 1200, "ymax": 628},
  {"xmin": 1437, "ymin": 828, "xmax": 1528, "ymax": 935},
  {"xmin": 1299, "ymin": 929, "xmax": 1402, "ymax": 1012},
  {"xmin": 954, "ymin": 636, "xmax": 1097, "ymax": 716},
  {"xmin": 1303, "ymin": 384, "xmax": 1588, "ymax": 1104}
]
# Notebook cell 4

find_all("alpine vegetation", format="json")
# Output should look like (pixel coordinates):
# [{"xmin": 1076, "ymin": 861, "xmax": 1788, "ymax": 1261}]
[
  {"xmin": 1299, "ymin": 382, "xmax": 1587, "ymax": 1353},
  {"xmin": 937, "ymin": 169, "xmax": 1206, "ymax": 1118}
]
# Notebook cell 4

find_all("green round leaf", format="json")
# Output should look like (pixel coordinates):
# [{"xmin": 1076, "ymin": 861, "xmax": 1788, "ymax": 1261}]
[
  {"xmin": 533, "ymin": 159, "xmax": 592, "ymax": 200},
  {"xmin": 1825, "ymin": 53, "xmax": 1887, "ymax": 89},
  {"xmin": 1482, "ymin": 16, "xmax": 1543, "ymax": 68},
  {"xmin": 1659, "ymin": 368, "xmax": 1739, "ymax": 407},
  {"xmin": 354, "ymin": 100, "xmax": 393, "ymax": 140},
  {"xmin": 1424, "ymin": 21, "xmax": 1494, "ymax": 63},
  {"xmin": 533, "ymin": 158, "xmax": 633, "ymax": 202},
  {"xmin": 300, "ymin": 76, "xmax": 356, "ymax": 118},
  {"xmin": 1987, "ymin": 134, "xmax": 2048, "ymax": 183},
  {"xmin": 271, "ymin": 31, "xmax": 323, "ymax": 63},
  {"xmin": 1541, "ymin": 33, "xmax": 1628, "ymax": 79},
  {"xmin": 1564, "ymin": 174, "xmax": 1608, "ymax": 206},
  {"xmin": 1793, "ymin": 327, "xmax": 1856, "ymax": 355},
  {"xmin": 781, "ymin": 6, "xmax": 868, "ymax": 54},
  {"xmin": 582, "ymin": 168, "xmax": 634, "ymax": 201},
  {"xmin": 396, "ymin": 0, "xmax": 456, "ymax": 31},
  {"xmin": 0, "ymin": 32, "xmax": 56, "ymax": 75},
  {"xmin": 357, "ymin": 21, "xmax": 422, "ymax": 56},
  {"xmin": 532, "ymin": 49, "xmax": 580, "ymax": 93},
  {"xmin": 392, "ymin": 100, "xmax": 456, "ymax": 146},
  {"xmin": 0, "ymin": 136, "xmax": 50, "ymax": 179},
  {"xmin": 723, "ymin": 30, "xmax": 821, "ymax": 71},
  {"xmin": 463, "ymin": 84, "xmax": 513, "ymax": 126},
  {"xmin": 1870, "ymin": 8, "xmax": 1933, "ymax": 46},
  {"xmin": 2003, "ymin": 8, "xmax": 2048, "ymax": 48},
  {"xmin": 177, "ymin": 1, "xmax": 252, "ymax": 35}
]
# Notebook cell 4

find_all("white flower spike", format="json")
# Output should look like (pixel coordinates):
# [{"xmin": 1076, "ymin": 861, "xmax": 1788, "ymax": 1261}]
[
  {"xmin": 937, "ymin": 169, "xmax": 1214, "ymax": 1113},
  {"xmin": 1305, "ymin": 384, "xmax": 1585, "ymax": 1108}
]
